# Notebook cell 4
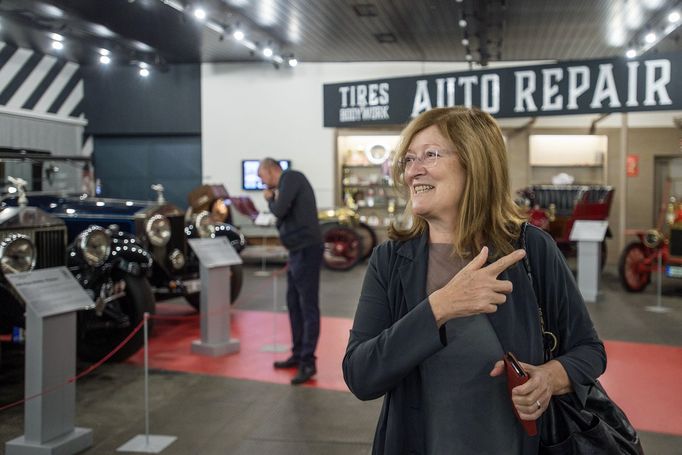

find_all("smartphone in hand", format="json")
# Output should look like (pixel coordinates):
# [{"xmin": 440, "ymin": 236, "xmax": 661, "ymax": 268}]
[{"xmin": 504, "ymin": 352, "xmax": 538, "ymax": 436}]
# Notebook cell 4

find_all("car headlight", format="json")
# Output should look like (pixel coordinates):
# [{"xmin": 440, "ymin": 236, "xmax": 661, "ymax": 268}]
[
  {"xmin": 195, "ymin": 211, "xmax": 215, "ymax": 238},
  {"xmin": 146, "ymin": 214, "xmax": 171, "ymax": 246},
  {"xmin": 169, "ymin": 249, "xmax": 185, "ymax": 270},
  {"xmin": 79, "ymin": 226, "xmax": 111, "ymax": 267},
  {"xmin": 644, "ymin": 229, "xmax": 663, "ymax": 249},
  {"xmin": 0, "ymin": 234, "xmax": 36, "ymax": 274}
]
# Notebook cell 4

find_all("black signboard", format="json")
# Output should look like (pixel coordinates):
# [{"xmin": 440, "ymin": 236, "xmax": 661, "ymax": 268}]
[{"xmin": 323, "ymin": 53, "xmax": 682, "ymax": 127}]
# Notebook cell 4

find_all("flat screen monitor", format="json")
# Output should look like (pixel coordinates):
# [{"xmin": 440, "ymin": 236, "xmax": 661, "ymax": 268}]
[{"xmin": 242, "ymin": 159, "xmax": 291, "ymax": 191}]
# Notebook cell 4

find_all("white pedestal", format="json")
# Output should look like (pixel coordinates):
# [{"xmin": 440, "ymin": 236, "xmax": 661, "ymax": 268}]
[{"xmin": 576, "ymin": 241, "xmax": 600, "ymax": 302}]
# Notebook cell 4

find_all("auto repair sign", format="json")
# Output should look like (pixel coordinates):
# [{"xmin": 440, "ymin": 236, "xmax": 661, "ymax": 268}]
[{"xmin": 323, "ymin": 53, "xmax": 682, "ymax": 127}]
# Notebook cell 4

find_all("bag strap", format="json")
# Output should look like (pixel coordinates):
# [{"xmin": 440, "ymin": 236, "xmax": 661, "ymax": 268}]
[{"xmin": 518, "ymin": 222, "xmax": 558, "ymax": 361}]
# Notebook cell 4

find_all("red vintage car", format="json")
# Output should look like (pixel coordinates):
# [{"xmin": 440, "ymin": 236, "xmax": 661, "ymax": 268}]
[
  {"xmin": 619, "ymin": 197, "xmax": 682, "ymax": 292},
  {"xmin": 517, "ymin": 185, "xmax": 615, "ymax": 268}
]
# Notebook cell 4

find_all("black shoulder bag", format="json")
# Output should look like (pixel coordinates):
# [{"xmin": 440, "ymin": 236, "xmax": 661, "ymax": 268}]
[{"xmin": 519, "ymin": 222, "xmax": 644, "ymax": 455}]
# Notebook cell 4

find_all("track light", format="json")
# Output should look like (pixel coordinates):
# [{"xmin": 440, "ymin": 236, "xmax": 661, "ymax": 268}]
[
  {"xmin": 139, "ymin": 67, "xmax": 150, "ymax": 77},
  {"xmin": 263, "ymin": 47, "xmax": 273, "ymax": 57},
  {"xmin": 288, "ymin": 57, "xmax": 298, "ymax": 67},
  {"xmin": 645, "ymin": 32, "xmax": 656, "ymax": 43},
  {"xmin": 233, "ymin": 30, "xmax": 244, "ymax": 41},
  {"xmin": 193, "ymin": 7, "xmax": 206, "ymax": 20},
  {"xmin": 51, "ymin": 40, "xmax": 63, "ymax": 50},
  {"xmin": 669, "ymin": 11, "xmax": 680, "ymax": 23},
  {"xmin": 462, "ymin": 38, "xmax": 469, "ymax": 46},
  {"xmin": 99, "ymin": 55, "xmax": 111, "ymax": 64},
  {"xmin": 625, "ymin": 48, "xmax": 636, "ymax": 58},
  {"xmin": 459, "ymin": 19, "xmax": 467, "ymax": 27}
]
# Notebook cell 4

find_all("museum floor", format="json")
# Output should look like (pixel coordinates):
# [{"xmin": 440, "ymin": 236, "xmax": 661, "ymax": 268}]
[{"xmin": 1, "ymin": 263, "xmax": 682, "ymax": 455}]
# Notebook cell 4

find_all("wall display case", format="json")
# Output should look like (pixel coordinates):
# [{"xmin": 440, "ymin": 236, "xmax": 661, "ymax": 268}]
[{"xmin": 336, "ymin": 134, "xmax": 406, "ymax": 233}]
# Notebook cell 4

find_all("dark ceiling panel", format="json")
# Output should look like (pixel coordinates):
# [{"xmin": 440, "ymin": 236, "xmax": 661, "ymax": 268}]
[{"xmin": 0, "ymin": 0, "xmax": 680, "ymax": 68}]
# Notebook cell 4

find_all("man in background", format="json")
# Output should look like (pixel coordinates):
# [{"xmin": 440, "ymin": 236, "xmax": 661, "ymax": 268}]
[{"xmin": 258, "ymin": 158, "xmax": 323, "ymax": 385}]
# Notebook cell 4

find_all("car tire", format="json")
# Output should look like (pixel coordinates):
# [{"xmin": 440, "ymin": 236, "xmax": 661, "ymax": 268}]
[
  {"xmin": 321, "ymin": 224, "xmax": 362, "ymax": 271},
  {"xmin": 77, "ymin": 275, "xmax": 155, "ymax": 363},
  {"xmin": 355, "ymin": 222, "xmax": 378, "ymax": 261},
  {"xmin": 618, "ymin": 242, "xmax": 651, "ymax": 292},
  {"xmin": 185, "ymin": 264, "xmax": 244, "ymax": 311}
]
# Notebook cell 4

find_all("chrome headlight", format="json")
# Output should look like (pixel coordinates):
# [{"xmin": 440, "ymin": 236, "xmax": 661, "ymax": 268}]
[
  {"xmin": 644, "ymin": 229, "xmax": 663, "ymax": 249},
  {"xmin": 79, "ymin": 226, "xmax": 111, "ymax": 267},
  {"xmin": 146, "ymin": 214, "xmax": 171, "ymax": 246},
  {"xmin": 169, "ymin": 249, "xmax": 185, "ymax": 270},
  {"xmin": 0, "ymin": 234, "xmax": 36, "ymax": 274},
  {"xmin": 195, "ymin": 211, "xmax": 215, "ymax": 238}
]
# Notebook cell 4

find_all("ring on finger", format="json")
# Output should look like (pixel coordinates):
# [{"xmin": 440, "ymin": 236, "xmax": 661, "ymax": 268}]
[{"xmin": 535, "ymin": 400, "xmax": 541, "ymax": 410}]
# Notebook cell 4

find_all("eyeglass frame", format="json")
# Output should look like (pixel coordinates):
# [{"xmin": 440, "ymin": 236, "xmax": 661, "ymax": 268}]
[{"xmin": 396, "ymin": 149, "xmax": 454, "ymax": 172}]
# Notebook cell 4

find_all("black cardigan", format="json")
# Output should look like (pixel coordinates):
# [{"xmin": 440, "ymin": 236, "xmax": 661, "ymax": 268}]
[{"xmin": 342, "ymin": 225, "xmax": 606, "ymax": 455}]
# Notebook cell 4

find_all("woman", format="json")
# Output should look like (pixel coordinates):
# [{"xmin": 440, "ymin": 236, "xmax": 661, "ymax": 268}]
[{"xmin": 342, "ymin": 107, "xmax": 606, "ymax": 454}]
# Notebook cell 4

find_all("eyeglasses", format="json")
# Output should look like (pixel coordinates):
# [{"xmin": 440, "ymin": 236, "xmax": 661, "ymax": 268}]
[{"xmin": 397, "ymin": 149, "xmax": 449, "ymax": 171}]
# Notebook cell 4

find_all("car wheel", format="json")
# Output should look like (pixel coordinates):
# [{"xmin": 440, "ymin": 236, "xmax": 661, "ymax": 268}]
[
  {"xmin": 185, "ymin": 264, "xmax": 244, "ymax": 310},
  {"xmin": 77, "ymin": 275, "xmax": 155, "ymax": 363},
  {"xmin": 322, "ymin": 225, "xmax": 362, "ymax": 271},
  {"xmin": 355, "ymin": 222, "xmax": 378, "ymax": 261},
  {"xmin": 618, "ymin": 242, "xmax": 651, "ymax": 292}
]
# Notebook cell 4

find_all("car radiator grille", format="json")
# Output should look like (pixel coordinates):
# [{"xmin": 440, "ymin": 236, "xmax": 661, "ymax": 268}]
[{"xmin": 1, "ymin": 226, "xmax": 67, "ymax": 269}]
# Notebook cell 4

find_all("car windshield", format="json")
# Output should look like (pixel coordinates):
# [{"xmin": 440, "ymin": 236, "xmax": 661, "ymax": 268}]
[{"xmin": 1, "ymin": 149, "xmax": 93, "ymax": 197}]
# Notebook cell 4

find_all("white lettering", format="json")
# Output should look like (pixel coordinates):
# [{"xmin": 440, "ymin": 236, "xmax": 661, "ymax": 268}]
[
  {"xmin": 590, "ymin": 64, "xmax": 621, "ymax": 108},
  {"xmin": 567, "ymin": 66, "xmax": 589, "ymax": 110},
  {"xmin": 436, "ymin": 78, "xmax": 446, "ymax": 107},
  {"xmin": 339, "ymin": 87, "xmax": 349, "ymax": 108},
  {"xmin": 542, "ymin": 68, "xmax": 563, "ymax": 111},
  {"xmin": 368, "ymin": 83, "xmax": 379, "ymax": 106},
  {"xmin": 644, "ymin": 59, "xmax": 672, "ymax": 106},
  {"xmin": 481, "ymin": 74, "xmax": 500, "ymax": 113},
  {"xmin": 446, "ymin": 77, "xmax": 456, "ymax": 106},
  {"xmin": 514, "ymin": 71, "xmax": 537, "ymax": 112},
  {"xmin": 411, "ymin": 80, "xmax": 432, "ymax": 117},
  {"xmin": 626, "ymin": 62, "xmax": 639, "ymax": 107},
  {"xmin": 357, "ymin": 85, "xmax": 368, "ymax": 107},
  {"xmin": 458, "ymin": 76, "xmax": 478, "ymax": 107},
  {"xmin": 379, "ymin": 82, "xmax": 390, "ymax": 104}
]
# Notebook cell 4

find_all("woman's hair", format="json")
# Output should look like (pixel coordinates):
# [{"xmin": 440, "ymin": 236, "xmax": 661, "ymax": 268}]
[{"xmin": 389, "ymin": 106, "xmax": 525, "ymax": 258}]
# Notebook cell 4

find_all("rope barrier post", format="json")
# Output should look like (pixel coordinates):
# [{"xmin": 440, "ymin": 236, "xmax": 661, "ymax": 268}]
[
  {"xmin": 646, "ymin": 251, "xmax": 671, "ymax": 313},
  {"xmin": 254, "ymin": 233, "xmax": 272, "ymax": 277},
  {"xmin": 260, "ymin": 267, "xmax": 289, "ymax": 353},
  {"xmin": 116, "ymin": 313, "xmax": 177, "ymax": 453},
  {"xmin": 5, "ymin": 267, "xmax": 93, "ymax": 455}
]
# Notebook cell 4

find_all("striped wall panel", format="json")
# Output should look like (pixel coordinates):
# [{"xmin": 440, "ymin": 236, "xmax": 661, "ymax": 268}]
[{"xmin": 0, "ymin": 42, "xmax": 86, "ymax": 121}]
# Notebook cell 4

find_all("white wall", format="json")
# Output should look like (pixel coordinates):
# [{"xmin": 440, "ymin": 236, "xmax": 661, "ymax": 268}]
[{"xmin": 202, "ymin": 61, "xmax": 491, "ymax": 210}]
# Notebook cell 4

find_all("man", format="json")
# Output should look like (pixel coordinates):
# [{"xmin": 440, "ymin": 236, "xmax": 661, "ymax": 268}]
[{"xmin": 258, "ymin": 158, "xmax": 323, "ymax": 385}]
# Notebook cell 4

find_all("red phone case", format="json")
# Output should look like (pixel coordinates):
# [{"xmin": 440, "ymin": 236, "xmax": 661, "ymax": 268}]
[{"xmin": 504, "ymin": 352, "xmax": 538, "ymax": 436}]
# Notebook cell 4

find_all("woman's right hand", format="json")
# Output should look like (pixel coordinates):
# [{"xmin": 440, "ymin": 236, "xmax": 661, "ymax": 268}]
[{"xmin": 429, "ymin": 247, "xmax": 526, "ymax": 327}]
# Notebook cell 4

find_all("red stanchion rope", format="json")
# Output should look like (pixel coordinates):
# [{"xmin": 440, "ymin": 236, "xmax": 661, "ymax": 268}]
[{"xmin": 0, "ymin": 262, "xmax": 290, "ymax": 413}]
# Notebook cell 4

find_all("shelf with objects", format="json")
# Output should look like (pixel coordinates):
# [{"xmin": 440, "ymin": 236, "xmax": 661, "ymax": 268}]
[{"xmin": 330, "ymin": 133, "xmax": 409, "ymax": 270}]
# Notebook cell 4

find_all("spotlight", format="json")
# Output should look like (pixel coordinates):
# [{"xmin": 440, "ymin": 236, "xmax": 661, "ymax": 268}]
[
  {"xmin": 625, "ymin": 48, "xmax": 637, "ymax": 58},
  {"xmin": 263, "ymin": 47, "xmax": 273, "ymax": 57},
  {"xmin": 193, "ymin": 7, "xmax": 206, "ymax": 20},
  {"xmin": 288, "ymin": 57, "xmax": 298, "ymax": 67},
  {"xmin": 645, "ymin": 32, "xmax": 656, "ymax": 43},
  {"xmin": 139, "ymin": 67, "xmax": 150, "ymax": 77},
  {"xmin": 233, "ymin": 30, "xmax": 244, "ymax": 41},
  {"xmin": 51, "ymin": 40, "xmax": 63, "ymax": 50},
  {"xmin": 459, "ymin": 19, "xmax": 467, "ymax": 27},
  {"xmin": 99, "ymin": 55, "xmax": 111, "ymax": 64},
  {"xmin": 465, "ymin": 53, "xmax": 472, "ymax": 61},
  {"xmin": 462, "ymin": 38, "xmax": 469, "ymax": 46},
  {"xmin": 49, "ymin": 33, "xmax": 63, "ymax": 42},
  {"xmin": 669, "ymin": 11, "xmax": 680, "ymax": 23},
  {"xmin": 99, "ymin": 48, "xmax": 110, "ymax": 56}
]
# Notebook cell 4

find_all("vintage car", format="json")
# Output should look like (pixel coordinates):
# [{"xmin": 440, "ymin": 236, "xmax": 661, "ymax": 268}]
[
  {"xmin": 517, "ymin": 184, "xmax": 614, "ymax": 268},
  {"xmin": 618, "ymin": 196, "xmax": 682, "ymax": 292},
  {"xmin": 3, "ymin": 185, "xmax": 246, "ymax": 311},
  {"xmin": 0, "ymin": 180, "xmax": 154, "ymax": 363},
  {"xmin": 318, "ymin": 206, "xmax": 377, "ymax": 271}
]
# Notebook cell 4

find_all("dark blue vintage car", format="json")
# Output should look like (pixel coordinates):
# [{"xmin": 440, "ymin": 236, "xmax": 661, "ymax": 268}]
[
  {"xmin": 2, "ymin": 189, "xmax": 246, "ymax": 310},
  {"xmin": 0, "ymin": 194, "xmax": 154, "ymax": 363}
]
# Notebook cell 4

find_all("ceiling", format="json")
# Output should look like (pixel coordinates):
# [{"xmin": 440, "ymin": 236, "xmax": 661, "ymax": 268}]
[{"xmin": 0, "ymin": 0, "xmax": 681, "ymax": 69}]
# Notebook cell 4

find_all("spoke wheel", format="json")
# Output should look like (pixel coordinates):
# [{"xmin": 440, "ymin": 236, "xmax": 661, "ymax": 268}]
[
  {"xmin": 354, "ymin": 222, "xmax": 378, "ymax": 261},
  {"xmin": 618, "ymin": 242, "xmax": 651, "ymax": 292},
  {"xmin": 322, "ymin": 225, "xmax": 362, "ymax": 271}
]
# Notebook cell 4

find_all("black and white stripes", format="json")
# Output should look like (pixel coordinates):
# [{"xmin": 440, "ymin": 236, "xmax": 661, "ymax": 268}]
[{"xmin": 0, "ymin": 42, "xmax": 85, "ymax": 120}]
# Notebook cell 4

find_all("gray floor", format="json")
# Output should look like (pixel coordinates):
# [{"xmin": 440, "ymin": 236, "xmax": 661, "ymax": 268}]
[{"xmin": 2, "ymin": 264, "xmax": 682, "ymax": 454}]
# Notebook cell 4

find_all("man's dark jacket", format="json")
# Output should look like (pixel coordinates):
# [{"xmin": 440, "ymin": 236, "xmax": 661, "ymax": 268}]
[
  {"xmin": 342, "ymin": 225, "xmax": 606, "ymax": 454},
  {"xmin": 267, "ymin": 169, "xmax": 322, "ymax": 251}
]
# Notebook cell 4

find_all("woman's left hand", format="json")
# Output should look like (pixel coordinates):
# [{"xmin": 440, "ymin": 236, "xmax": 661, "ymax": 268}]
[{"xmin": 490, "ymin": 359, "xmax": 570, "ymax": 420}]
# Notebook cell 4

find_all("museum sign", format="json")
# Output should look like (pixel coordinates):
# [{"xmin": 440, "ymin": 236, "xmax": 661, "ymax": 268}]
[{"xmin": 323, "ymin": 53, "xmax": 682, "ymax": 127}]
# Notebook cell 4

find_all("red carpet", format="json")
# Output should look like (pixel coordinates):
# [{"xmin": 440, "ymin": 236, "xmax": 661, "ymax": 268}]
[{"xmin": 128, "ymin": 304, "xmax": 682, "ymax": 436}]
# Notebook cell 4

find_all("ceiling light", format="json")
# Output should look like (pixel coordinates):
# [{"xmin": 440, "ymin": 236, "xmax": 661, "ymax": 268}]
[
  {"xmin": 99, "ymin": 55, "xmax": 111, "ymax": 64},
  {"xmin": 459, "ymin": 19, "xmax": 467, "ymax": 27},
  {"xmin": 139, "ymin": 67, "xmax": 150, "ymax": 77},
  {"xmin": 465, "ymin": 53, "xmax": 472, "ymax": 61},
  {"xmin": 462, "ymin": 38, "xmax": 469, "ymax": 46},
  {"xmin": 51, "ymin": 40, "xmax": 64, "ymax": 50},
  {"xmin": 233, "ymin": 30, "xmax": 244, "ymax": 41},
  {"xmin": 263, "ymin": 47, "xmax": 273, "ymax": 57},
  {"xmin": 625, "ymin": 48, "xmax": 637, "ymax": 58},
  {"xmin": 669, "ymin": 11, "xmax": 680, "ymax": 23},
  {"xmin": 139, "ymin": 62, "xmax": 148, "ymax": 69},
  {"xmin": 99, "ymin": 48, "xmax": 110, "ymax": 56},
  {"xmin": 193, "ymin": 7, "xmax": 206, "ymax": 20},
  {"xmin": 645, "ymin": 32, "xmax": 656, "ymax": 43},
  {"xmin": 288, "ymin": 58, "xmax": 298, "ymax": 67},
  {"xmin": 49, "ymin": 33, "xmax": 64, "ymax": 42}
]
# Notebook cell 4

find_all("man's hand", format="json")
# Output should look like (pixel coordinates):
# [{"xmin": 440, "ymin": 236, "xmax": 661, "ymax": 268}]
[
  {"xmin": 263, "ymin": 189, "xmax": 274, "ymax": 201},
  {"xmin": 429, "ymin": 247, "xmax": 526, "ymax": 327}
]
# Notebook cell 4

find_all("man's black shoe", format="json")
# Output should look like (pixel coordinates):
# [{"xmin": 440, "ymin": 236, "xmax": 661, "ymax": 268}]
[
  {"xmin": 273, "ymin": 356, "xmax": 299, "ymax": 369},
  {"xmin": 291, "ymin": 364, "xmax": 316, "ymax": 385}
]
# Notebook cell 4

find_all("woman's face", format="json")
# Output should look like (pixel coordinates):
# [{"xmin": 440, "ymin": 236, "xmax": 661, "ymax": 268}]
[{"xmin": 404, "ymin": 124, "xmax": 466, "ymax": 226}]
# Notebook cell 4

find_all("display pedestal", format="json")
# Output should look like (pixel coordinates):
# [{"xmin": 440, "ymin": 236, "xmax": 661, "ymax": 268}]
[
  {"xmin": 570, "ymin": 221, "xmax": 608, "ymax": 303},
  {"xmin": 5, "ymin": 308, "xmax": 92, "ymax": 455},
  {"xmin": 188, "ymin": 237, "xmax": 242, "ymax": 357}
]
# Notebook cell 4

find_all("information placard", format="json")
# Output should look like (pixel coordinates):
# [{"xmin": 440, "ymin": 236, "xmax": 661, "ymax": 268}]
[
  {"xmin": 569, "ymin": 220, "xmax": 609, "ymax": 242},
  {"xmin": 188, "ymin": 237, "xmax": 243, "ymax": 268},
  {"xmin": 6, "ymin": 266, "xmax": 95, "ymax": 318}
]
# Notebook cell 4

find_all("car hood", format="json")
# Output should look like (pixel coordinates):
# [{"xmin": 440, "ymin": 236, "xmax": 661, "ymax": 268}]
[{"xmin": 0, "ymin": 206, "xmax": 65, "ymax": 229}]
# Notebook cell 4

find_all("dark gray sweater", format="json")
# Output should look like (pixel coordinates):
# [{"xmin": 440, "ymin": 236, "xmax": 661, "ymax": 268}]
[{"xmin": 267, "ymin": 169, "xmax": 322, "ymax": 251}]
